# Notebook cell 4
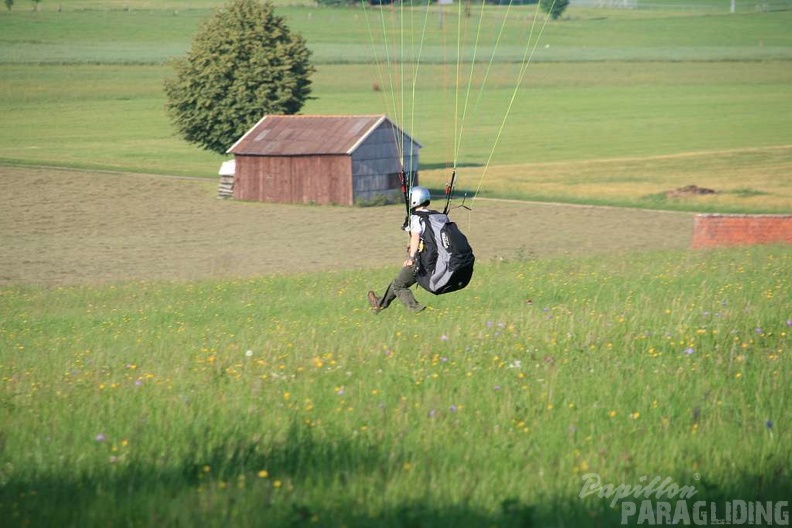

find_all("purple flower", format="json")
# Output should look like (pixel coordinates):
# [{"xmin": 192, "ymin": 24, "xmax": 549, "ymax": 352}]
[
  {"xmin": 755, "ymin": 327, "xmax": 763, "ymax": 335},
  {"xmin": 95, "ymin": 434, "xmax": 106, "ymax": 443},
  {"xmin": 449, "ymin": 405, "xmax": 458, "ymax": 413},
  {"xmin": 684, "ymin": 348, "xmax": 694, "ymax": 355},
  {"xmin": 135, "ymin": 379, "xmax": 143, "ymax": 387},
  {"xmin": 427, "ymin": 409, "xmax": 437, "ymax": 418},
  {"xmin": 336, "ymin": 388, "xmax": 345, "ymax": 395},
  {"xmin": 440, "ymin": 335, "xmax": 449, "ymax": 342},
  {"xmin": 384, "ymin": 349, "xmax": 392, "ymax": 356},
  {"xmin": 441, "ymin": 356, "xmax": 449, "ymax": 363},
  {"xmin": 493, "ymin": 385, "xmax": 501, "ymax": 391},
  {"xmin": 765, "ymin": 420, "xmax": 773, "ymax": 430},
  {"xmin": 786, "ymin": 320, "xmax": 792, "ymax": 327}
]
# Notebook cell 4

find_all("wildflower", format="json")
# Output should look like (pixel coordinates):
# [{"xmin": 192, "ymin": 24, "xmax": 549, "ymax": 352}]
[
  {"xmin": 755, "ymin": 327, "xmax": 763, "ymax": 335},
  {"xmin": 765, "ymin": 420, "xmax": 773, "ymax": 430},
  {"xmin": 608, "ymin": 410, "xmax": 617, "ymax": 418},
  {"xmin": 273, "ymin": 480, "xmax": 282, "ymax": 488},
  {"xmin": 245, "ymin": 350, "xmax": 253, "ymax": 357},
  {"xmin": 684, "ymin": 348, "xmax": 694, "ymax": 355},
  {"xmin": 786, "ymin": 320, "xmax": 792, "ymax": 327},
  {"xmin": 631, "ymin": 412, "xmax": 640, "ymax": 420},
  {"xmin": 335, "ymin": 387, "xmax": 345, "ymax": 395},
  {"xmin": 95, "ymin": 434, "xmax": 106, "ymax": 443},
  {"xmin": 440, "ymin": 335, "xmax": 449, "ymax": 342},
  {"xmin": 427, "ymin": 409, "xmax": 437, "ymax": 418},
  {"xmin": 258, "ymin": 470, "xmax": 269, "ymax": 478},
  {"xmin": 449, "ymin": 405, "xmax": 458, "ymax": 413}
]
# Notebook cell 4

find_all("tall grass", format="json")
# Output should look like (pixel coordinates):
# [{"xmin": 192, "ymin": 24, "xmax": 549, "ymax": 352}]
[{"xmin": 1, "ymin": 246, "xmax": 789, "ymax": 526}]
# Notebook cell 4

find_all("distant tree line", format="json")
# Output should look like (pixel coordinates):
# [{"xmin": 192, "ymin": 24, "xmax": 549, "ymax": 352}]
[{"xmin": 316, "ymin": 0, "xmax": 567, "ymax": 19}]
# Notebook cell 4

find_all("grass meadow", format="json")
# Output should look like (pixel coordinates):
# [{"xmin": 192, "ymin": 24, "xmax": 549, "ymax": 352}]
[
  {"xmin": 1, "ymin": 1, "xmax": 791, "ymax": 527},
  {"xmin": 1, "ymin": 246, "xmax": 790, "ymax": 526},
  {"xmin": 0, "ymin": 1, "xmax": 791, "ymax": 211}
]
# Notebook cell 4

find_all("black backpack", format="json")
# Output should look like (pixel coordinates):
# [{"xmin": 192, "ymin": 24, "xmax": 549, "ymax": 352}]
[{"xmin": 413, "ymin": 210, "xmax": 475, "ymax": 295}]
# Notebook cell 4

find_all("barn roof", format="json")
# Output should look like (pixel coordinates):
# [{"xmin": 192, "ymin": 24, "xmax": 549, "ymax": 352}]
[{"xmin": 227, "ymin": 114, "xmax": 421, "ymax": 156}]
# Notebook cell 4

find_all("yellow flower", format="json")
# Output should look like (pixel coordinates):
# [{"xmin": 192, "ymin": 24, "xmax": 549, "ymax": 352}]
[
  {"xmin": 609, "ymin": 410, "xmax": 617, "ymax": 418},
  {"xmin": 257, "ymin": 470, "xmax": 269, "ymax": 478},
  {"xmin": 273, "ymin": 480, "xmax": 282, "ymax": 488}
]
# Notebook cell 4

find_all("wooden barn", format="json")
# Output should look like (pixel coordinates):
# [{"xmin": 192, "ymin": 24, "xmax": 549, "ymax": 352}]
[{"xmin": 226, "ymin": 114, "xmax": 421, "ymax": 206}]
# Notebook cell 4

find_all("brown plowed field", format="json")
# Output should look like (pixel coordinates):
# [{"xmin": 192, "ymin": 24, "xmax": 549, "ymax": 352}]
[{"xmin": 0, "ymin": 166, "xmax": 694, "ymax": 286}]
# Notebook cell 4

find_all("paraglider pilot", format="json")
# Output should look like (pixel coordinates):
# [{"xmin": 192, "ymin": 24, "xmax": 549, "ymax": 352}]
[{"xmin": 367, "ymin": 186, "xmax": 432, "ymax": 314}]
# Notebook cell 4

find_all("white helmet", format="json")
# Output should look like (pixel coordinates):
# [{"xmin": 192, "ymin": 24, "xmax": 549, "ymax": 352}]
[{"xmin": 409, "ymin": 186, "xmax": 431, "ymax": 209}]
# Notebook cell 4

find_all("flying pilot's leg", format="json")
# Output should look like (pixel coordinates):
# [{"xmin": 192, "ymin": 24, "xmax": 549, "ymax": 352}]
[{"xmin": 391, "ymin": 266, "xmax": 425, "ymax": 312}]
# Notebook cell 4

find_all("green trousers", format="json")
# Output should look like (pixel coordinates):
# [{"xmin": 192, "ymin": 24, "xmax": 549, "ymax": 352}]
[{"xmin": 380, "ymin": 265, "xmax": 425, "ymax": 312}]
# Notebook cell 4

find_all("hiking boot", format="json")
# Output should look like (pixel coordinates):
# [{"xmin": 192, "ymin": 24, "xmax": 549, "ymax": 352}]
[{"xmin": 367, "ymin": 291, "xmax": 382, "ymax": 314}]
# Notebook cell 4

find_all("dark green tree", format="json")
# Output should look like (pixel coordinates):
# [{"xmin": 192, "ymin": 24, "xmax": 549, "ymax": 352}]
[
  {"xmin": 539, "ymin": 0, "xmax": 569, "ymax": 20},
  {"xmin": 164, "ymin": 0, "xmax": 315, "ymax": 154}
]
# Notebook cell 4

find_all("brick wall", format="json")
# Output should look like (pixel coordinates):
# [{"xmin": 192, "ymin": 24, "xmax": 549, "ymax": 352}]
[{"xmin": 692, "ymin": 214, "xmax": 792, "ymax": 249}]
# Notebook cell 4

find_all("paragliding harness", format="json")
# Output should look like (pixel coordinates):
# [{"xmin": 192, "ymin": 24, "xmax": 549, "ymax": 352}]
[
  {"xmin": 407, "ymin": 170, "xmax": 475, "ymax": 295},
  {"xmin": 413, "ymin": 209, "xmax": 475, "ymax": 295}
]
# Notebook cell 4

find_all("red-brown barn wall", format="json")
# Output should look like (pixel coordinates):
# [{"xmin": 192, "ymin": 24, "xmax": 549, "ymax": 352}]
[
  {"xmin": 692, "ymin": 214, "xmax": 792, "ymax": 248},
  {"xmin": 233, "ymin": 155, "xmax": 353, "ymax": 205}
]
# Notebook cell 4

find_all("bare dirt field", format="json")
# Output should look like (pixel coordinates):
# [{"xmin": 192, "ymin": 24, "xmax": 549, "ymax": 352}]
[{"xmin": 0, "ymin": 166, "xmax": 695, "ymax": 286}]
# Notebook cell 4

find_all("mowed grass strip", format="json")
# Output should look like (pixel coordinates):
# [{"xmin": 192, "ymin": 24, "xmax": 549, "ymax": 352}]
[
  {"xmin": 2, "ymin": 6, "xmax": 790, "ymax": 64},
  {"xmin": 0, "ymin": 245, "xmax": 789, "ymax": 526}
]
